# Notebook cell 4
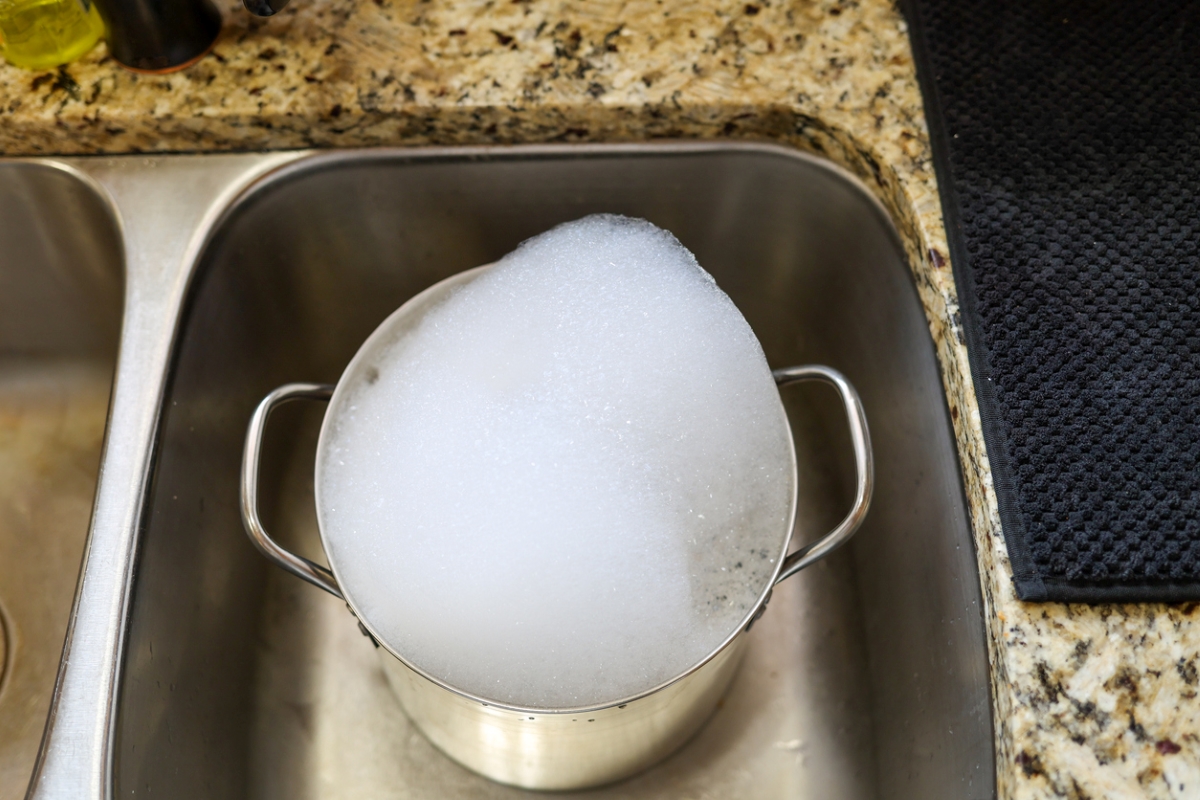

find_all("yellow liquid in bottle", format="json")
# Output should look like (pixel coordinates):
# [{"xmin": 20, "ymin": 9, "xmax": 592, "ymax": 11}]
[{"xmin": 0, "ymin": 0, "xmax": 104, "ymax": 70}]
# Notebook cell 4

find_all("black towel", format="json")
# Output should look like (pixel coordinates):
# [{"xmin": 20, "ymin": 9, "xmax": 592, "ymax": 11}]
[{"xmin": 903, "ymin": 0, "xmax": 1200, "ymax": 601}]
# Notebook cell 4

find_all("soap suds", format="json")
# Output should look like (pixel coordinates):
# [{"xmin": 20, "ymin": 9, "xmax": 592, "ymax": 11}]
[{"xmin": 317, "ymin": 215, "xmax": 794, "ymax": 709}]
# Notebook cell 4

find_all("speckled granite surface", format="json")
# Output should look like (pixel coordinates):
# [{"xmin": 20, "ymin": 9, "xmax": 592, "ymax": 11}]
[{"xmin": 1, "ymin": 0, "xmax": 1196, "ymax": 796}]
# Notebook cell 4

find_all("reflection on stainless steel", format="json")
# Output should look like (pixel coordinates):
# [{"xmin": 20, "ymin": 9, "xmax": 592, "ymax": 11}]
[
  {"xmin": 237, "ymin": 270, "xmax": 873, "ymax": 788},
  {"xmin": 0, "ymin": 162, "xmax": 122, "ymax": 800},
  {"xmin": 21, "ymin": 144, "xmax": 995, "ymax": 800}
]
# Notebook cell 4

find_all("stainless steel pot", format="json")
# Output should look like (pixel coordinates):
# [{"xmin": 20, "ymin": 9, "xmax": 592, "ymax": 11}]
[{"xmin": 239, "ymin": 265, "xmax": 873, "ymax": 791}]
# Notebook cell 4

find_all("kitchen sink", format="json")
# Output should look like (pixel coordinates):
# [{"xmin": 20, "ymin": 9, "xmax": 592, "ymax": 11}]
[
  {"xmin": 0, "ymin": 163, "xmax": 123, "ymax": 798},
  {"xmin": 19, "ymin": 144, "xmax": 994, "ymax": 799}
]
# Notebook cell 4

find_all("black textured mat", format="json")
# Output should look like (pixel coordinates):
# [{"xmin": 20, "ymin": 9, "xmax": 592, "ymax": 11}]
[{"xmin": 903, "ymin": 0, "xmax": 1200, "ymax": 601}]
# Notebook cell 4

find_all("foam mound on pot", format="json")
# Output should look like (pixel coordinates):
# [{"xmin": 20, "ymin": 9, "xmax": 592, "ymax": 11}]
[{"xmin": 317, "ymin": 214, "xmax": 794, "ymax": 710}]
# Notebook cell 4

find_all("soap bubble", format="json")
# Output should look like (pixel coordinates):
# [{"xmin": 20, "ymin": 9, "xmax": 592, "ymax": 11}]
[{"xmin": 317, "ymin": 214, "xmax": 794, "ymax": 709}]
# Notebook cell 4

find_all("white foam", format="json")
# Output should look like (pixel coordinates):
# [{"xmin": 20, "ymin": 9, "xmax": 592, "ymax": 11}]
[{"xmin": 316, "ymin": 215, "xmax": 794, "ymax": 709}]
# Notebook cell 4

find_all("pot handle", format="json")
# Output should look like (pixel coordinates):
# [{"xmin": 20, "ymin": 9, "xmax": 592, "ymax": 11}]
[
  {"xmin": 771, "ymin": 366, "xmax": 874, "ymax": 585},
  {"xmin": 240, "ymin": 382, "xmax": 344, "ymax": 599}
]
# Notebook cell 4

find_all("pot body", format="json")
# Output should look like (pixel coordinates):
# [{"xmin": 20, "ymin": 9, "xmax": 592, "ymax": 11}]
[
  {"xmin": 320, "ymin": 265, "xmax": 769, "ymax": 788},
  {"xmin": 243, "ymin": 265, "xmax": 873, "ymax": 792},
  {"xmin": 379, "ymin": 634, "xmax": 748, "ymax": 790}
]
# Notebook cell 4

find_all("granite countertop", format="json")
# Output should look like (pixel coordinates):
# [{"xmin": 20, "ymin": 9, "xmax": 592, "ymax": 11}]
[{"xmin": 2, "ymin": 0, "xmax": 1196, "ymax": 796}]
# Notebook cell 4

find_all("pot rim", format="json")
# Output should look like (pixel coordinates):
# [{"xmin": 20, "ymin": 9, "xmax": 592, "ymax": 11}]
[{"xmin": 312, "ymin": 264, "xmax": 800, "ymax": 715}]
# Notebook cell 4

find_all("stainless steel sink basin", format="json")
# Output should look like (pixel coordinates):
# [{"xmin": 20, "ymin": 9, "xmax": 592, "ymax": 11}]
[
  {"xmin": 17, "ymin": 144, "xmax": 994, "ymax": 799},
  {"xmin": 0, "ymin": 163, "xmax": 122, "ymax": 798}
]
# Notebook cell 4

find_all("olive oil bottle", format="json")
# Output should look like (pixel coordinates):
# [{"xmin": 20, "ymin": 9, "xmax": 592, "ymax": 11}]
[{"xmin": 0, "ymin": 0, "xmax": 104, "ymax": 70}]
